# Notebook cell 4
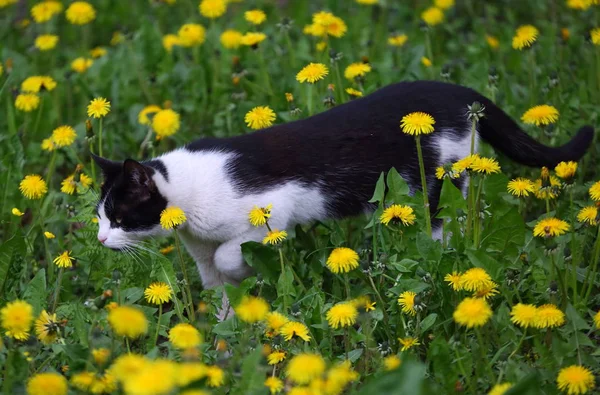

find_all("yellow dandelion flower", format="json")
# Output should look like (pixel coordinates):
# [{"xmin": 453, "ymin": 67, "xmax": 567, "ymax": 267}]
[
  {"xmin": 265, "ymin": 376, "xmax": 284, "ymax": 394},
  {"xmin": 594, "ymin": 311, "xmax": 600, "ymax": 329},
  {"xmin": 304, "ymin": 23, "xmax": 326, "ymax": 37},
  {"xmin": 152, "ymin": 108, "xmax": 180, "ymax": 138},
  {"xmin": 15, "ymin": 93, "xmax": 40, "ymax": 112},
  {"xmin": 389, "ymin": 33, "xmax": 408, "ymax": 47},
  {"xmin": 178, "ymin": 23, "xmax": 206, "ymax": 47},
  {"xmin": 326, "ymin": 247, "xmax": 359, "ymax": 274},
  {"xmin": 567, "ymin": 0, "xmax": 594, "ymax": 10},
  {"xmin": 380, "ymin": 204, "xmax": 416, "ymax": 226},
  {"xmin": 12, "ymin": 208, "xmax": 24, "ymax": 217},
  {"xmin": 199, "ymin": 0, "xmax": 227, "ymax": 19},
  {"xmin": 421, "ymin": 6, "xmax": 444, "ymax": 26},
  {"xmin": 280, "ymin": 321, "xmax": 311, "ymax": 341},
  {"xmin": 352, "ymin": 295, "xmax": 376, "ymax": 312},
  {"xmin": 245, "ymin": 9, "xmax": 266, "ymax": 25},
  {"xmin": 169, "ymin": 323, "xmax": 202, "ymax": 349},
  {"xmin": 60, "ymin": 176, "xmax": 77, "ymax": 195},
  {"xmin": 92, "ymin": 348, "xmax": 111, "ymax": 365},
  {"xmin": 263, "ymin": 229, "xmax": 287, "ymax": 245},
  {"xmin": 471, "ymin": 156, "xmax": 501, "ymax": 175},
  {"xmin": 245, "ymin": 106, "xmax": 276, "ymax": 130},
  {"xmin": 453, "ymin": 297, "xmax": 492, "ymax": 328},
  {"xmin": 162, "ymin": 34, "xmax": 180, "ymax": 52},
  {"xmin": 241, "ymin": 32, "xmax": 267, "ymax": 46},
  {"xmin": 19, "ymin": 175, "xmax": 47, "ymax": 199},
  {"xmin": 510, "ymin": 303, "xmax": 538, "ymax": 328},
  {"xmin": 285, "ymin": 93, "xmax": 294, "ymax": 102},
  {"xmin": 535, "ymin": 304, "xmax": 565, "ymax": 328},
  {"xmin": 400, "ymin": 112, "xmax": 435, "ymax": 135},
  {"xmin": 488, "ymin": 383, "xmax": 513, "ymax": 395},
  {"xmin": 31, "ymin": 1, "xmax": 63, "ymax": 23},
  {"xmin": 66, "ymin": 1, "xmax": 95, "ymax": 25},
  {"xmin": 591, "ymin": 28, "xmax": 600, "ymax": 46},
  {"xmin": 1, "ymin": 299, "xmax": 33, "ymax": 340},
  {"xmin": 555, "ymin": 161, "xmax": 577, "ymax": 181},
  {"xmin": 357, "ymin": 0, "xmax": 378, "ymax": 4},
  {"xmin": 266, "ymin": 311, "xmax": 289, "ymax": 333},
  {"xmin": 326, "ymin": 302, "xmax": 358, "ymax": 329},
  {"xmin": 89, "ymin": 47, "xmax": 107, "ymax": 58},
  {"xmin": 452, "ymin": 154, "xmax": 480, "ymax": 173},
  {"xmin": 472, "ymin": 281, "xmax": 499, "ymax": 299},
  {"xmin": 286, "ymin": 353, "xmax": 326, "ymax": 384},
  {"xmin": 398, "ymin": 291, "xmax": 417, "ymax": 316},
  {"xmin": 325, "ymin": 360, "xmax": 359, "ymax": 393},
  {"xmin": 533, "ymin": 217, "xmax": 570, "ymax": 238},
  {"xmin": 41, "ymin": 138, "xmax": 56, "ymax": 151},
  {"xmin": 206, "ymin": 365, "xmax": 225, "ymax": 387},
  {"xmin": 220, "ymin": 29, "xmax": 243, "ymax": 49},
  {"xmin": 110, "ymin": 31, "xmax": 124, "ymax": 46},
  {"xmin": 459, "ymin": 267, "xmax": 493, "ymax": 292},
  {"xmin": 144, "ymin": 282, "xmax": 172, "ymax": 305},
  {"xmin": 27, "ymin": 372, "xmax": 67, "ymax": 395},
  {"xmin": 235, "ymin": 295, "xmax": 269, "ymax": 323},
  {"xmin": 52, "ymin": 125, "xmax": 77, "ymax": 147},
  {"xmin": 138, "ymin": 105, "xmax": 161, "ymax": 125},
  {"xmin": 35, "ymin": 34, "xmax": 59, "ymax": 51},
  {"xmin": 507, "ymin": 178, "xmax": 535, "ymax": 197},
  {"xmin": 435, "ymin": 0, "xmax": 455, "ymax": 9},
  {"xmin": 399, "ymin": 337, "xmax": 420, "ymax": 351},
  {"xmin": 486, "ymin": 35, "xmax": 500, "ymax": 49},
  {"xmin": 107, "ymin": 354, "xmax": 148, "ymax": 382},
  {"xmin": 578, "ymin": 206, "xmax": 598, "ymax": 226},
  {"xmin": 177, "ymin": 362, "xmax": 207, "ymax": 387},
  {"xmin": 314, "ymin": 13, "xmax": 347, "ymax": 38},
  {"xmin": 160, "ymin": 206, "xmax": 186, "ymax": 230},
  {"xmin": 21, "ymin": 76, "xmax": 57, "ymax": 93},
  {"xmin": 53, "ymin": 251, "xmax": 74, "ymax": 268},
  {"xmin": 344, "ymin": 62, "xmax": 372, "ymax": 80},
  {"xmin": 108, "ymin": 305, "xmax": 148, "ymax": 339},
  {"xmin": 436, "ymin": 165, "xmax": 459, "ymax": 179},
  {"xmin": 296, "ymin": 63, "xmax": 329, "ymax": 84},
  {"xmin": 249, "ymin": 204, "xmax": 272, "ymax": 227},
  {"xmin": 122, "ymin": 360, "xmax": 178, "ymax": 394},
  {"xmin": 512, "ymin": 25, "xmax": 539, "ymax": 50},
  {"xmin": 589, "ymin": 181, "xmax": 600, "ymax": 201},
  {"xmin": 346, "ymin": 87, "xmax": 363, "ymax": 97},
  {"xmin": 71, "ymin": 57, "xmax": 93, "ymax": 73},
  {"xmin": 557, "ymin": 365, "xmax": 595, "ymax": 394},
  {"xmin": 267, "ymin": 351, "xmax": 286, "ymax": 365},
  {"xmin": 35, "ymin": 310, "xmax": 60, "ymax": 344},
  {"xmin": 521, "ymin": 105, "xmax": 559, "ymax": 126},
  {"xmin": 444, "ymin": 271, "xmax": 463, "ymax": 291},
  {"xmin": 383, "ymin": 355, "xmax": 401, "ymax": 371},
  {"xmin": 87, "ymin": 97, "xmax": 111, "ymax": 118},
  {"xmin": 534, "ymin": 175, "xmax": 562, "ymax": 200}
]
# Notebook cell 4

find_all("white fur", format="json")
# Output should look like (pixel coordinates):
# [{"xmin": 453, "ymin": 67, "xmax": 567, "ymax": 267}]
[{"xmin": 98, "ymin": 149, "xmax": 328, "ymax": 289}]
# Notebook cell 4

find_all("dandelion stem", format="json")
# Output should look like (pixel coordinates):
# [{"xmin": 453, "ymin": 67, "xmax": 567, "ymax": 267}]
[
  {"xmin": 508, "ymin": 329, "xmax": 527, "ymax": 360},
  {"xmin": 257, "ymin": 47, "xmax": 273, "ymax": 96},
  {"xmin": 3, "ymin": 344, "xmax": 14, "ymax": 395},
  {"xmin": 415, "ymin": 136, "xmax": 432, "ymax": 237},
  {"xmin": 473, "ymin": 178, "xmax": 484, "ymax": 248},
  {"xmin": 51, "ymin": 268, "xmax": 64, "ymax": 313},
  {"xmin": 174, "ymin": 231, "xmax": 196, "ymax": 322},
  {"xmin": 344, "ymin": 326, "xmax": 350, "ymax": 361},
  {"xmin": 475, "ymin": 328, "xmax": 494, "ymax": 383},
  {"xmin": 366, "ymin": 274, "xmax": 394, "ymax": 343},
  {"xmin": 284, "ymin": 31, "xmax": 296, "ymax": 69},
  {"xmin": 153, "ymin": 304, "xmax": 162, "ymax": 347},
  {"xmin": 32, "ymin": 96, "xmax": 44, "ymax": 139},
  {"xmin": 569, "ymin": 189, "xmax": 578, "ymax": 304},
  {"xmin": 125, "ymin": 337, "xmax": 131, "ymax": 353},
  {"xmin": 98, "ymin": 118, "xmax": 104, "ymax": 158},
  {"xmin": 278, "ymin": 247, "xmax": 288, "ymax": 310},
  {"xmin": 306, "ymin": 84, "xmax": 314, "ymax": 116},
  {"xmin": 343, "ymin": 273, "xmax": 351, "ymax": 300},
  {"xmin": 582, "ymin": 225, "xmax": 600, "ymax": 305}
]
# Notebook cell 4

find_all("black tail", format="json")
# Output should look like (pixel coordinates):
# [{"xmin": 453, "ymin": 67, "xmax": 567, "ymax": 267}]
[{"xmin": 478, "ymin": 101, "xmax": 594, "ymax": 168}]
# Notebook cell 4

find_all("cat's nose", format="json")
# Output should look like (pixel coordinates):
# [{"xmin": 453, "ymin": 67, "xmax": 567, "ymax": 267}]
[{"xmin": 98, "ymin": 236, "xmax": 107, "ymax": 244}]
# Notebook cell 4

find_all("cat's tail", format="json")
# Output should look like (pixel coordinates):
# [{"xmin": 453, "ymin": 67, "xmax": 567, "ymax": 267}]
[{"xmin": 478, "ymin": 102, "xmax": 594, "ymax": 168}]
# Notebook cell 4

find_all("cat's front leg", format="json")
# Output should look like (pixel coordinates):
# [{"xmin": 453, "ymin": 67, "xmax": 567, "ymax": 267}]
[
  {"xmin": 213, "ymin": 228, "xmax": 268, "ymax": 285},
  {"xmin": 177, "ymin": 231, "xmax": 228, "ymax": 289}
]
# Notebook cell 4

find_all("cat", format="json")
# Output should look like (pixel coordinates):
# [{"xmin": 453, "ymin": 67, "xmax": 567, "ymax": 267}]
[{"xmin": 93, "ymin": 80, "xmax": 593, "ymax": 294}]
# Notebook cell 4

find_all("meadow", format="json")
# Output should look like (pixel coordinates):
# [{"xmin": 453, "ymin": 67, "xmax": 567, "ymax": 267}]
[{"xmin": 1, "ymin": 0, "xmax": 600, "ymax": 394}]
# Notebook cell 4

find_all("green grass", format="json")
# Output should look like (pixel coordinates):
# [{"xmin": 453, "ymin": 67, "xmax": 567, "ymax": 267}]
[{"xmin": 1, "ymin": 1, "xmax": 600, "ymax": 394}]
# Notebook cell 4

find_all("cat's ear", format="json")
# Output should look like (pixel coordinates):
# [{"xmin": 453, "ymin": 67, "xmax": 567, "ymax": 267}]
[
  {"xmin": 91, "ymin": 153, "xmax": 121, "ymax": 178},
  {"xmin": 123, "ymin": 159, "xmax": 155, "ymax": 194}
]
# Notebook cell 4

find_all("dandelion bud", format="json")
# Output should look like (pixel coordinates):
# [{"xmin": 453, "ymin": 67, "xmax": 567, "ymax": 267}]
[
  {"xmin": 85, "ymin": 119, "xmax": 93, "ymax": 138},
  {"xmin": 112, "ymin": 269, "xmax": 121, "ymax": 282},
  {"xmin": 440, "ymin": 64, "xmax": 451, "ymax": 81},
  {"xmin": 467, "ymin": 101, "xmax": 486, "ymax": 122},
  {"xmin": 323, "ymin": 95, "xmax": 335, "ymax": 108},
  {"xmin": 5, "ymin": 58, "xmax": 13, "ymax": 73},
  {"xmin": 162, "ymin": 100, "xmax": 172, "ymax": 109},
  {"xmin": 488, "ymin": 66, "xmax": 498, "ymax": 85},
  {"xmin": 285, "ymin": 92, "xmax": 294, "ymax": 102}
]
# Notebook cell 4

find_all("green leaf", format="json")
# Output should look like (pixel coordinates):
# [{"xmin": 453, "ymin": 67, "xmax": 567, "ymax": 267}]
[
  {"xmin": 242, "ymin": 241, "xmax": 279, "ymax": 283},
  {"xmin": 121, "ymin": 287, "xmax": 144, "ymax": 304},
  {"xmin": 72, "ymin": 304, "xmax": 90, "ymax": 348},
  {"xmin": 437, "ymin": 178, "xmax": 467, "ymax": 218},
  {"xmin": 277, "ymin": 266, "xmax": 296, "ymax": 307},
  {"xmin": 224, "ymin": 277, "xmax": 257, "ymax": 308},
  {"xmin": 565, "ymin": 304, "xmax": 590, "ymax": 331},
  {"xmin": 212, "ymin": 316, "xmax": 238, "ymax": 337},
  {"xmin": 420, "ymin": 313, "xmax": 437, "ymax": 333},
  {"xmin": 238, "ymin": 348, "xmax": 267, "ymax": 393},
  {"xmin": 416, "ymin": 232, "xmax": 442, "ymax": 263},
  {"xmin": 23, "ymin": 269, "xmax": 46, "ymax": 315},
  {"xmin": 386, "ymin": 167, "xmax": 410, "ymax": 203},
  {"xmin": 0, "ymin": 235, "xmax": 26, "ymax": 301},
  {"xmin": 357, "ymin": 358, "xmax": 428, "ymax": 394},
  {"xmin": 368, "ymin": 172, "xmax": 386, "ymax": 203},
  {"xmin": 347, "ymin": 348, "xmax": 364, "ymax": 363}
]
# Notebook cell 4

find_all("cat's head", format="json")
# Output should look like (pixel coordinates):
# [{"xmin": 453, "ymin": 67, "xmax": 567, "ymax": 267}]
[{"xmin": 93, "ymin": 154, "xmax": 169, "ymax": 250}]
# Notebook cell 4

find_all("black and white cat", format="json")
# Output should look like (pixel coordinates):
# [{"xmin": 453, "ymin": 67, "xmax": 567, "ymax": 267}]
[{"xmin": 94, "ymin": 81, "xmax": 593, "ymax": 291}]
